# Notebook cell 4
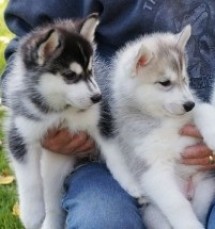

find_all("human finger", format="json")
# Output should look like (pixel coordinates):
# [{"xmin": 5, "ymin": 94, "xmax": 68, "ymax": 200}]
[
  {"xmin": 62, "ymin": 132, "xmax": 89, "ymax": 153},
  {"xmin": 181, "ymin": 156, "xmax": 212, "ymax": 166},
  {"xmin": 44, "ymin": 128, "xmax": 61, "ymax": 139},
  {"xmin": 181, "ymin": 143, "xmax": 212, "ymax": 159},
  {"xmin": 75, "ymin": 137, "xmax": 96, "ymax": 153},
  {"xmin": 180, "ymin": 124, "xmax": 202, "ymax": 139},
  {"xmin": 42, "ymin": 128, "xmax": 73, "ymax": 150}
]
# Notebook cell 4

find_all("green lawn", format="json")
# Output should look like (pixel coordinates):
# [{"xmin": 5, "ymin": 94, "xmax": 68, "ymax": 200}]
[{"xmin": 0, "ymin": 0, "xmax": 24, "ymax": 228}]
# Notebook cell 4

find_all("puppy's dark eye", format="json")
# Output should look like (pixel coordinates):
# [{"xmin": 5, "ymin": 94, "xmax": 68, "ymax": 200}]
[
  {"xmin": 63, "ymin": 72, "xmax": 77, "ymax": 81},
  {"xmin": 159, "ymin": 80, "xmax": 171, "ymax": 87}
]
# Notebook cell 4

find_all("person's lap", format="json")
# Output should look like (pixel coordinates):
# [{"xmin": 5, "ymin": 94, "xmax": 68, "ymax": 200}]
[
  {"xmin": 62, "ymin": 162, "xmax": 215, "ymax": 229},
  {"xmin": 62, "ymin": 162, "xmax": 144, "ymax": 229}
]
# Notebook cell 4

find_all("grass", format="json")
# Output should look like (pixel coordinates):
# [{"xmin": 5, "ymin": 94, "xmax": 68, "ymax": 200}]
[
  {"xmin": 0, "ymin": 0, "xmax": 13, "ymax": 74},
  {"xmin": 0, "ymin": 0, "xmax": 24, "ymax": 228}
]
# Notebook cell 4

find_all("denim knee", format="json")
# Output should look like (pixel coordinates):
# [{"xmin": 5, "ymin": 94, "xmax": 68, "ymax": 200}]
[{"xmin": 62, "ymin": 162, "xmax": 144, "ymax": 229}]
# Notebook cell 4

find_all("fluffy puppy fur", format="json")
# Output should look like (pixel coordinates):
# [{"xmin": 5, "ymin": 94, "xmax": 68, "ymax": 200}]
[
  {"xmin": 4, "ymin": 14, "xmax": 101, "ymax": 229},
  {"xmin": 110, "ymin": 25, "xmax": 215, "ymax": 229},
  {"xmin": 5, "ymin": 14, "xmax": 139, "ymax": 229}
]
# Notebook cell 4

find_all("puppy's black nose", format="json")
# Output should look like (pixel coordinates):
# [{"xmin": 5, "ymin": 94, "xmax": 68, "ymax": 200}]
[
  {"xmin": 91, "ymin": 94, "xmax": 102, "ymax": 103},
  {"xmin": 183, "ymin": 101, "xmax": 195, "ymax": 112}
]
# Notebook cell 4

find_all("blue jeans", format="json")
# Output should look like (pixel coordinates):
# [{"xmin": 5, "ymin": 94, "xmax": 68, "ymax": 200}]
[
  {"xmin": 62, "ymin": 162, "xmax": 215, "ymax": 229},
  {"xmin": 207, "ymin": 200, "xmax": 215, "ymax": 229},
  {"xmin": 62, "ymin": 162, "xmax": 144, "ymax": 229}
]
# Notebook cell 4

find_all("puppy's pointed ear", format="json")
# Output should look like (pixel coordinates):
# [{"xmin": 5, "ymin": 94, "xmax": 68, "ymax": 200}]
[
  {"xmin": 79, "ymin": 13, "xmax": 100, "ymax": 43},
  {"xmin": 37, "ymin": 29, "xmax": 61, "ymax": 65},
  {"xmin": 134, "ymin": 45, "xmax": 153, "ymax": 75},
  {"xmin": 176, "ymin": 25, "xmax": 191, "ymax": 50}
]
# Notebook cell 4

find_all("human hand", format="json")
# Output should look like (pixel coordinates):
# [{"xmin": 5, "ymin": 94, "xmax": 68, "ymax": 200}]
[
  {"xmin": 180, "ymin": 124, "xmax": 215, "ymax": 170},
  {"xmin": 42, "ymin": 128, "xmax": 96, "ymax": 158}
]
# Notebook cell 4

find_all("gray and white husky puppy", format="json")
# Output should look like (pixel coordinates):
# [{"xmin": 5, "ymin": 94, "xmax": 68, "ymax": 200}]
[
  {"xmin": 4, "ymin": 14, "xmax": 137, "ymax": 229},
  {"xmin": 110, "ymin": 25, "xmax": 215, "ymax": 229}
]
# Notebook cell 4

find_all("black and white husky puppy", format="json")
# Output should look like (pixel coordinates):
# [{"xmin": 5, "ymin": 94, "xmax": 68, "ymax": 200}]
[
  {"xmin": 110, "ymin": 25, "xmax": 215, "ymax": 229},
  {"xmin": 5, "ymin": 14, "xmax": 101, "ymax": 229},
  {"xmin": 4, "ymin": 14, "xmax": 138, "ymax": 229}
]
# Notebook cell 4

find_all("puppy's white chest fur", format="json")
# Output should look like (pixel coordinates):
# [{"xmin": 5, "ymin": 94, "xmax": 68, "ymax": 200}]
[
  {"xmin": 63, "ymin": 105, "xmax": 100, "ymax": 132},
  {"xmin": 15, "ymin": 105, "xmax": 100, "ymax": 144},
  {"xmin": 139, "ymin": 115, "xmax": 196, "ymax": 164}
]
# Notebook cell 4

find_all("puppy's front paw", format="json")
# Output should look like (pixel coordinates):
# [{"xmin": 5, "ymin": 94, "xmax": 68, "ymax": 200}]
[
  {"xmin": 186, "ymin": 222, "xmax": 204, "ymax": 229},
  {"xmin": 176, "ymin": 220, "xmax": 204, "ymax": 229},
  {"xmin": 126, "ymin": 185, "xmax": 142, "ymax": 198},
  {"xmin": 40, "ymin": 212, "xmax": 64, "ymax": 229},
  {"xmin": 21, "ymin": 201, "xmax": 45, "ymax": 229}
]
